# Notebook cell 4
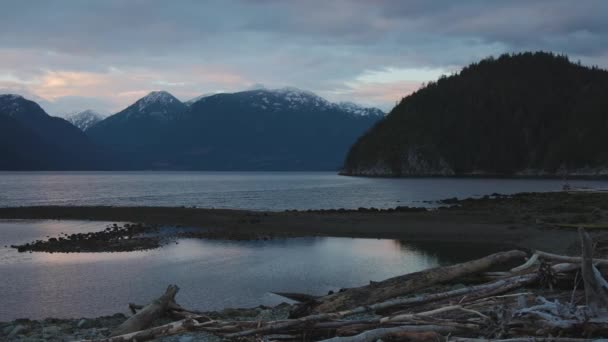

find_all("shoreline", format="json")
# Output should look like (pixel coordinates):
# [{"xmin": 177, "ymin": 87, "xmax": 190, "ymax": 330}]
[
  {"xmin": 339, "ymin": 171, "xmax": 608, "ymax": 180},
  {"xmin": 2, "ymin": 191, "xmax": 608, "ymax": 254}
]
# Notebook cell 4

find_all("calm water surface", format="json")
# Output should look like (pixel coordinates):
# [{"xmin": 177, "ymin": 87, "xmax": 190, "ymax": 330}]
[
  {"xmin": 0, "ymin": 220, "xmax": 506, "ymax": 321},
  {"xmin": 1, "ymin": 171, "xmax": 608, "ymax": 209},
  {"xmin": 1, "ymin": 172, "xmax": 607, "ymax": 320}
]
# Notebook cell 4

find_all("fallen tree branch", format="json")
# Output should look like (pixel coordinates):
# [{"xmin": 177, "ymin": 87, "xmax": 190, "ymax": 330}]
[
  {"xmin": 111, "ymin": 285, "xmax": 180, "ymax": 337},
  {"xmin": 511, "ymin": 253, "xmax": 540, "ymax": 272},
  {"xmin": 309, "ymin": 250, "xmax": 526, "ymax": 313},
  {"xmin": 224, "ymin": 268, "xmax": 570, "ymax": 339},
  {"xmin": 579, "ymin": 228, "xmax": 608, "ymax": 315},
  {"xmin": 535, "ymin": 249, "xmax": 608, "ymax": 266}
]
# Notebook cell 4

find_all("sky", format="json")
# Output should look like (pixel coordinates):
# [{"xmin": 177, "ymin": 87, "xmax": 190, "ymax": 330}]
[{"xmin": 1, "ymin": 0, "xmax": 607, "ymax": 116}]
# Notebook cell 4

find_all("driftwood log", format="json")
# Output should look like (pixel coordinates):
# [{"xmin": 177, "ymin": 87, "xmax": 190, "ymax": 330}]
[
  {"xmin": 110, "ymin": 285, "xmax": 180, "ymax": 337},
  {"xmin": 579, "ymin": 228, "xmax": 608, "ymax": 315},
  {"xmin": 223, "ymin": 262, "xmax": 578, "ymax": 339},
  {"xmin": 306, "ymin": 250, "xmax": 526, "ymax": 314}
]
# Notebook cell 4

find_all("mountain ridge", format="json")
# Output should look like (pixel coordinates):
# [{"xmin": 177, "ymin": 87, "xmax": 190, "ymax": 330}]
[{"xmin": 87, "ymin": 88, "xmax": 384, "ymax": 170}]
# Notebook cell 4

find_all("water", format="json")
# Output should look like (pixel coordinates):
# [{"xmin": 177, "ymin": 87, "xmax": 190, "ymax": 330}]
[
  {"xmin": 1, "ymin": 172, "xmax": 607, "ymax": 321},
  {"xmin": 0, "ymin": 220, "xmax": 506, "ymax": 321},
  {"xmin": 1, "ymin": 171, "xmax": 607, "ymax": 210}
]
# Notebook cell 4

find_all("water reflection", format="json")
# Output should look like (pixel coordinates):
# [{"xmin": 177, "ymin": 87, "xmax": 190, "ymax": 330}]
[
  {"xmin": 392, "ymin": 240, "xmax": 510, "ymax": 265},
  {"xmin": 0, "ymin": 220, "xmax": 503, "ymax": 320}
]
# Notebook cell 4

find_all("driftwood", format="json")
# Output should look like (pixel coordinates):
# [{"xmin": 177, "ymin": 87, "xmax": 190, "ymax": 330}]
[
  {"xmin": 318, "ymin": 325, "xmax": 466, "ymax": 342},
  {"xmin": 91, "ymin": 317, "xmax": 210, "ymax": 342},
  {"xmin": 537, "ymin": 249, "xmax": 608, "ymax": 266},
  {"xmin": 579, "ymin": 228, "xmax": 608, "ymax": 315},
  {"xmin": 111, "ymin": 285, "xmax": 180, "ymax": 336},
  {"xmin": 77, "ymin": 230, "xmax": 608, "ymax": 341},
  {"xmin": 224, "ymin": 262, "xmax": 578, "ymax": 339},
  {"xmin": 308, "ymin": 250, "xmax": 526, "ymax": 313}
]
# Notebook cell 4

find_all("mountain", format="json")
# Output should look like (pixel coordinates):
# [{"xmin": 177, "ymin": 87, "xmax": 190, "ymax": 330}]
[
  {"xmin": 65, "ymin": 110, "xmax": 104, "ymax": 131},
  {"xmin": 87, "ymin": 91, "xmax": 188, "ymax": 163},
  {"xmin": 0, "ymin": 94, "xmax": 108, "ymax": 170},
  {"xmin": 342, "ymin": 52, "xmax": 608, "ymax": 177},
  {"xmin": 88, "ymin": 88, "xmax": 384, "ymax": 170}
]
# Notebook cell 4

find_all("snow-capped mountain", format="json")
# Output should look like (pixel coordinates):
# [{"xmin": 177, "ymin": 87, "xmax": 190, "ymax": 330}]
[
  {"xmin": 65, "ymin": 110, "xmax": 104, "ymax": 131},
  {"xmin": 336, "ymin": 101, "xmax": 385, "ymax": 117},
  {"xmin": 86, "ymin": 88, "xmax": 385, "ymax": 170},
  {"xmin": 123, "ymin": 90, "xmax": 187, "ymax": 120},
  {"xmin": 0, "ymin": 94, "xmax": 48, "ymax": 121},
  {"xmin": 86, "ymin": 91, "xmax": 188, "ymax": 154},
  {"xmin": 135, "ymin": 91, "xmax": 183, "ymax": 113},
  {"xmin": 188, "ymin": 87, "xmax": 385, "ymax": 118}
]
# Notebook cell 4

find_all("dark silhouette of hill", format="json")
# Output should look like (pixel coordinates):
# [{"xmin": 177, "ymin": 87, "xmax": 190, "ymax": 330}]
[
  {"xmin": 0, "ymin": 94, "xmax": 110, "ymax": 170},
  {"xmin": 342, "ymin": 52, "xmax": 608, "ymax": 177}
]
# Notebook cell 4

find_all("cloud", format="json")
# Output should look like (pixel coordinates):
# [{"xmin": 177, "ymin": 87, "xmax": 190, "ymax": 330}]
[{"xmin": 0, "ymin": 0, "xmax": 606, "ymax": 114}]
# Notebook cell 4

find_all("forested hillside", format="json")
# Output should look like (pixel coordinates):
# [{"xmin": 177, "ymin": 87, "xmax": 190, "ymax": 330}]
[{"xmin": 342, "ymin": 52, "xmax": 608, "ymax": 177}]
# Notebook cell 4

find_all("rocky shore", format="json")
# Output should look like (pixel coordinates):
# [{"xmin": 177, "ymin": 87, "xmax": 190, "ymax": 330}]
[{"xmin": 0, "ymin": 304, "xmax": 293, "ymax": 341}]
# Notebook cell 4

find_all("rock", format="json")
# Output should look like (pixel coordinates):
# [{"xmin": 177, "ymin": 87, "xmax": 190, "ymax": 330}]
[
  {"xmin": 42, "ymin": 325, "xmax": 61, "ymax": 337},
  {"xmin": 8, "ymin": 324, "xmax": 28, "ymax": 338}
]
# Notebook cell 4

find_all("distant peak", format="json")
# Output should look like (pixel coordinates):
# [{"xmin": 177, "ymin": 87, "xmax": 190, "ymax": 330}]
[
  {"xmin": 66, "ymin": 109, "xmax": 103, "ymax": 118},
  {"xmin": 135, "ymin": 90, "xmax": 183, "ymax": 111},
  {"xmin": 65, "ymin": 109, "xmax": 104, "ymax": 131},
  {"xmin": 274, "ymin": 87, "xmax": 318, "ymax": 96},
  {"xmin": 140, "ymin": 90, "xmax": 177, "ymax": 102}
]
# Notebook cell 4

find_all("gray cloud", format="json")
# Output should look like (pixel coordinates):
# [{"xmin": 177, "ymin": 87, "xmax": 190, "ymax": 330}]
[{"xmin": 0, "ymin": 0, "xmax": 606, "ymax": 115}]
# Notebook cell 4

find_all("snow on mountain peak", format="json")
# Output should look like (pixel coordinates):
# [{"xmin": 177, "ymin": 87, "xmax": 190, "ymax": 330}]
[
  {"xmin": 252, "ymin": 87, "xmax": 331, "ymax": 110},
  {"xmin": 137, "ymin": 91, "xmax": 179, "ymax": 110},
  {"xmin": 336, "ymin": 101, "xmax": 385, "ymax": 116},
  {"xmin": 182, "ymin": 87, "xmax": 385, "ymax": 116},
  {"xmin": 113, "ymin": 90, "xmax": 187, "ymax": 121},
  {"xmin": 65, "ymin": 109, "xmax": 104, "ymax": 131}
]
